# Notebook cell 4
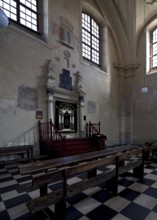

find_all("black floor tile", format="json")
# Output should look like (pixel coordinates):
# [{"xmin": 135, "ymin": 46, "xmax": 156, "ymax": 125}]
[
  {"xmin": 14, "ymin": 211, "xmax": 48, "ymax": 220},
  {"xmin": 0, "ymin": 176, "xmax": 14, "ymax": 182},
  {"xmin": 91, "ymin": 189, "xmax": 113, "ymax": 203},
  {"xmin": 121, "ymin": 202, "xmax": 150, "ymax": 220},
  {"xmin": 0, "ymin": 170, "xmax": 8, "ymax": 175},
  {"xmin": 152, "ymin": 204, "xmax": 157, "ymax": 213},
  {"xmin": 16, "ymin": 176, "xmax": 32, "ymax": 183},
  {"xmin": 0, "ymin": 184, "xmax": 18, "ymax": 194},
  {"xmin": 4, "ymin": 194, "xmax": 31, "ymax": 209},
  {"xmin": 48, "ymin": 181, "xmax": 63, "ymax": 191},
  {"xmin": 65, "ymin": 206, "xmax": 83, "ymax": 220},
  {"xmin": 138, "ymin": 178, "xmax": 155, "ymax": 186},
  {"xmin": 143, "ymin": 187, "xmax": 157, "ymax": 198},
  {"xmin": 87, "ymin": 204, "xmax": 117, "ymax": 220},
  {"xmin": 119, "ymin": 188, "xmax": 140, "ymax": 201},
  {"xmin": 118, "ymin": 178, "xmax": 134, "ymax": 187},
  {"xmin": 67, "ymin": 192, "xmax": 87, "ymax": 205},
  {"xmin": 0, "ymin": 210, "xmax": 10, "ymax": 220},
  {"xmin": 151, "ymin": 170, "xmax": 157, "ymax": 175}
]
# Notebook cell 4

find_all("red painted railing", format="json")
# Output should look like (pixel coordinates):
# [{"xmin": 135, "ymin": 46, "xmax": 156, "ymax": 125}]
[
  {"xmin": 38, "ymin": 119, "xmax": 65, "ymax": 155},
  {"xmin": 86, "ymin": 121, "xmax": 101, "ymax": 137},
  {"xmin": 86, "ymin": 121, "xmax": 107, "ymax": 149}
]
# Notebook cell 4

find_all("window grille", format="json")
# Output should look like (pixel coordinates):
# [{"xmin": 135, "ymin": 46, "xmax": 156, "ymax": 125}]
[
  {"xmin": 82, "ymin": 13, "xmax": 100, "ymax": 65},
  {"xmin": 0, "ymin": 0, "xmax": 39, "ymax": 33}
]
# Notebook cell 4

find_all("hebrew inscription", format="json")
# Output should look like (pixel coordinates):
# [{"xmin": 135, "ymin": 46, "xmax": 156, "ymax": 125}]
[
  {"xmin": 17, "ymin": 85, "xmax": 38, "ymax": 111},
  {"xmin": 88, "ymin": 101, "xmax": 96, "ymax": 114}
]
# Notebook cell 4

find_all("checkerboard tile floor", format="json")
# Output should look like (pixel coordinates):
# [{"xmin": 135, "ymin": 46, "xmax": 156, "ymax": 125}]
[{"xmin": 1, "ymin": 160, "xmax": 157, "ymax": 220}]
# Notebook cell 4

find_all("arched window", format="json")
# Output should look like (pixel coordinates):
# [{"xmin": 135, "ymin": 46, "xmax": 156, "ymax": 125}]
[
  {"xmin": 0, "ymin": 0, "xmax": 40, "ymax": 34},
  {"xmin": 82, "ymin": 13, "xmax": 100, "ymax": 65},
  {"xmin": 150, "ymin": 27, "xmax": 157, "ymax": 69}
]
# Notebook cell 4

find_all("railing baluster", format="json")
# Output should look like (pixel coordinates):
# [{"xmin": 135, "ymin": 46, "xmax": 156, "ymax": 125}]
[
  {"xmin": 38, "ymin": 119, "xmax": 66, "ymax": 156},
  {"xmin": 99, "ymin": 121, "xmax": 100, "ymax": 133},
  {"xmin": 86, "ymin": 123, "xmax": 88, "ymax": 137}
]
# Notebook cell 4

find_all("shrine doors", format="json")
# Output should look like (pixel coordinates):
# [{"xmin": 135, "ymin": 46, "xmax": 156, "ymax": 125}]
[{"xmin": 55, "ymin": 101, "xmax": 77, "ymax": 133}]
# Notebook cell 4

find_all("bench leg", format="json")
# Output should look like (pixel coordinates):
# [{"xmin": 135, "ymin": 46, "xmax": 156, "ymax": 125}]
[
  {"xmin": 40, "ymin": 185, "xmax": 48, "ymax": 197},
  {"xmin": 87, "ymin": 168, "xmax": 97, "ymax": 178},
  {"xmin": 55, "ymin": 199, "xmax": 66, "ymax": 220},
  {"xmin": 133, "ymin": 164, "xmax": 144, "ymax": 181},
  {"xmin": 143, "ymin": 151, "xmax": 150, "ymax": 160},
  {"xmin": 106, "ymin": 176, "xmax": 118, "ymax": 196}
]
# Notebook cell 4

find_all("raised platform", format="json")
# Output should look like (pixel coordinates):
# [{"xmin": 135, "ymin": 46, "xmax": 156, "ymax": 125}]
[{"xmin": 40, "ymin": 136, "xmax": 106, "ymax": 158}]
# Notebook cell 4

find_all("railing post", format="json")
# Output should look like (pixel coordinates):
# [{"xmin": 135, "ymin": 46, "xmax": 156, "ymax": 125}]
[
  {"xmin": 38, "ymin": 120, "xmax": 42, "ymax": 141},
  {"xmin": 98, "ymin": 121, "xmax": 100, "ymax": 133},
  {"xmin": 86, "ymin": 122, "xmax": 88, "ymax": 137},
  {"xmin": 89, "ymin": 121, "xmax": 91, "ymax": 137},
  {"xmin": 50, "ymin": 119, "xmax": 53, "ymax": 140}
]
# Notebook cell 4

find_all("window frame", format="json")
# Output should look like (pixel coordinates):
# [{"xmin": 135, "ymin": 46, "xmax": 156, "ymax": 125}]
[
  {"xmin": 149, "ymin": 26, "xmax": 157, "ymax": 71},
  {"xmin": 0, "ymin": 0, "xmax": 41, "ymax": 35},
  {"xmin": 145, "ymin": 18, "xmax": 157, "ymax": 74},
  {"xmin": 82, "ymin": 12, "xmax": 100, "ymax": 66}
]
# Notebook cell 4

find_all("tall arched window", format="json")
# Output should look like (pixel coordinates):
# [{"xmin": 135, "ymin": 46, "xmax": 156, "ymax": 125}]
[
  {"xmin": 0, "ymin": 0, "xmax": 40, "ymax": 33},
  {"xmin": 150, "ymin": 27, "xmax": 157, "ymax": 69},
  {"xmin": 82, "ymin": 13, "xmax": 100, "ymax": 65}
]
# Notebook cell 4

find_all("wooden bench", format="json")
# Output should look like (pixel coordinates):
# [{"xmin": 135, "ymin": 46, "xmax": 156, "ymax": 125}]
[
  {"xmin": 18, "ymin": 145, "xmax": 139, "ymax": 175},
  {"xmin": 1, "ymin": 155, "xmax": 49, "ymax": 165},
  {"xmin": 17, "ymin": 146, "xmax": 149, "ymax": 219},
  {"xmin": 0, "ymin": 145, "xmax": 33, "ymax": 164},
  {"xmin": 145, "ymin": 142, "xmax": 157, "ymax": 160},
  {"xmin": 27, "ymin": 154, "xmax": 117, "ymax": 217}
]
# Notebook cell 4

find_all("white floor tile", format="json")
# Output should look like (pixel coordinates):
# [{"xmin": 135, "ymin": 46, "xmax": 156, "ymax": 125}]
[
  {"xmin": 0, "ymin": 179, "xmax": 17, "ymax": 187},
  {"xmin": 151, "ymin": 181, "xmax": 157, "ymax": 189},
  {"xmin": 104, "ymin": 196, "xmax": 130, "ymax": 212},
  {"xmin": 129, "ymin": 182, "xmax": 149, "ymax": 193},
  {"xmin": 79, "ymin": 216, "xmax": 90, "ymax": 220},
  {"xmin": 67, "ymin": 176, "xmax": 82, "ymax": 185},
  {"xmin": 73, "ymin": 197, "xmax": 101, "ymax": 215},
  {"xmin": 28, "ymin": 189, "xmax": 40, "ymax": 199},
  {"xmin": 144, "ymin": 168, "xmax": 154, "ymax": 173},
  {"xmin": 1, "ymin": 190, "xmax": 19, "ymax": 201},
  {"xmin": 0, "ymin": 173, "xmax": 12, "ymax": 179},
  {"xmin": 83, "ymin": 186, "xmax": 101, "ymax": 196},
  {"xmin": 8, "ymin": 203, "xmax": 29, "ymax": 220},
  {"xmin": 0, "ymin": 201, "xmax": 6, "ymax": 212},
  {"xmin": 145, "ymin": 211, "xmax": 157, "ymax": 220},
  {"xmin": 112, "ymin": 213, "xmax": 130, "ymax": 220},
  {"xmin": 134, "ymin": 194, "xmax": 157, "ymax": 210},
  {"xmin": 118, "ymin": 185, "xmax": 126, "ymax": 193},
  {"xmin": 145, "ymin": 173, "xmax": 157, "ymax": 181}
]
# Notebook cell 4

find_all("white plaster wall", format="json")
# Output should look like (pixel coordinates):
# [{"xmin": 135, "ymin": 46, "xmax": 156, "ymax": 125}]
[
  {"xmin": 0, "ymin": 28, "xmax": 50, "ymax": 149},
  {"xmin": 0, "ymin": 0, "xmax": 123, "ymax": 150},
  {"xmin": 132, "ymin": 0, "xmax": 157, "ymax": 144}
]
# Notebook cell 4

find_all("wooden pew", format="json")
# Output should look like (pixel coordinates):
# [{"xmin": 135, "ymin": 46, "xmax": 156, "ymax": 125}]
[
  {"xmin": 0, "ymin": 145, "xmax": 33, "ymax": 164},
  {"xmin": 18, "ymin": 145, "xmax": 139, "ymax": 175},
  {"xmin": 17, "ymin": 146, "xmax": 148, "ymax": 219},
  {"xmin": 145, "ymin": 142, "xmax": 157, "ymax": 160},
  {"xmin": 117, "ymin": 148, "xmax": 145, "ymax": 180},
  {"xmin": 27, "ymin": 154, "xmax": 117, "ymax": 218}
]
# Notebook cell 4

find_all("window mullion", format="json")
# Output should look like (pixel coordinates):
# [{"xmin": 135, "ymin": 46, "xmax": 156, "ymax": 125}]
[
  {"xmin": 90, "ymin": 16, "xmax": 92, "ymax": 62},
  {"xmin": 82, "ymin": 12, "xmax": 100, "ymax": 65},
  {"xmin": 16, "ymin": 0, "xmax": 20, "ymax": 23},
  {"xmin": 20, "ymin": 2, "xmax": 38, "ymax": 14}
]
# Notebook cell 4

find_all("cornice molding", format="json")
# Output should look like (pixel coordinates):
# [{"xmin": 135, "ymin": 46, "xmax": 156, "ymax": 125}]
[
  {"xmin": 113, "ymin": 63, "xmax": 139, "ymax": 70},
  {"xmin": 145, "ymin": 0, "xmax": 157, "ymax": 5}
]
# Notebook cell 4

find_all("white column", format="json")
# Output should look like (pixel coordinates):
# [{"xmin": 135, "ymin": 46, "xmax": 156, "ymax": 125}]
[
  {"xmin": 47, "ymin": 91, "xmax": 55, "ymax": 122},
  {"xmin": 79, "ymin": 97, "xmax": 85, "ymax": 137}
]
